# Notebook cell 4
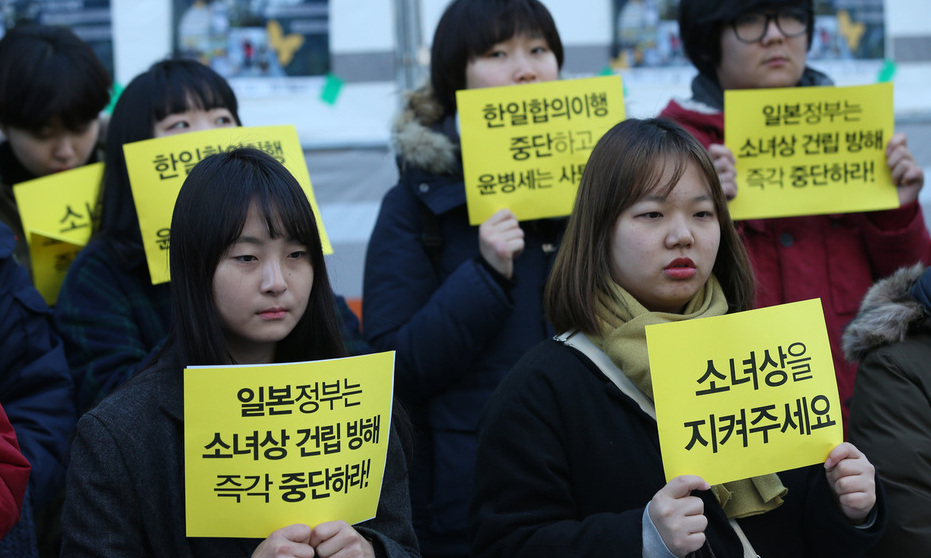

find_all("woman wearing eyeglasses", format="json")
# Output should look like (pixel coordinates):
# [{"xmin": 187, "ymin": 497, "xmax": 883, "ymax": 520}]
[{"xmin": 660, "ymin": 0, "xmax": 931, "ymax": 434}]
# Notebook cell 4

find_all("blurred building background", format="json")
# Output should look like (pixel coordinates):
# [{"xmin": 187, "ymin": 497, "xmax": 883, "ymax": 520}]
[{"xmin": 13, "ymin": 0, "xmax": 931, "ymax": 312}]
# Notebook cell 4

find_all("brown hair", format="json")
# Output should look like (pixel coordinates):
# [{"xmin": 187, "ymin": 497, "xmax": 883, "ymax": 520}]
[{"xmin": 545, "ymin": 118, "xmax": 754, "ymax": 334}]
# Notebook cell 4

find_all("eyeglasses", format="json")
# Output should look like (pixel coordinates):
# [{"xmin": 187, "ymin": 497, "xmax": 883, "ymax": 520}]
[{"xmin": 731, "ymin": 7, "xmax": 810, "ymax": 43}]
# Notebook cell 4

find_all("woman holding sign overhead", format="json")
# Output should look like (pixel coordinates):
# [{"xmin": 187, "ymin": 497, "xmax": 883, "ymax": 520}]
[
  {"xmin": 61, "ymin": 148, "xmax": 420, "ymax": 558},
  {"xmin": 362, "ymin": 1, "xmax": 565, "ymax": 556},
  {"xmin": 658, "ymin": 0, "xmax": 931, "ymax": 431},
  {"xmin": 469, "ymin": 118, "xmax": 885, "ymax": 558}
]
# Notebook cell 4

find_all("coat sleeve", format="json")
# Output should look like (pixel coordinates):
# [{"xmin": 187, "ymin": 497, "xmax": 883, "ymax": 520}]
[
  {"xmin": 60, "ymin": 411, "xmax": 147, "ymax": 557},
  {"xmin": 469, "ymin": 354, "xmax": 646, "ymax": 558},
  {"xmin": 362, "ymin": 186, "xmax": 515, "ymax": 403},
  {"xmin": 862, "ymin": 202, "xmax": 931, "ymax": 277},
  {"xmin": 0, "ymin": 255, "xmax": 75, "ymax": 510},
  {"xmin": 53, "ymin": 247, "xmax": 160, "ymax": 413},
  {"xmin": 0, "ymin": 404, "xmax": 30, "ymax": 539},
  {"xmin": 355, "ymin": 424, "xmax": 421, "ymax": 558},
  {"xmin": 848, "ymin": 345, "xmax": 928, "ymax": 555}
]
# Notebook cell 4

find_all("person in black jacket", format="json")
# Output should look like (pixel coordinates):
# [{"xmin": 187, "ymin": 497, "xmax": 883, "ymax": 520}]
[
  {"xmin": 0, "ymin": 24, "xmax": 110, "ymax": 275},
  {"xmin": 62, "ymin": 149, "xmax": 420, "ymax": 558},
  {"xmin": 362, "ymin": 1, "xmax": 564, "ymax": 557},
  {"xmin": 469, "ymin": 118, "xmax": 885, "ymax": 558}
]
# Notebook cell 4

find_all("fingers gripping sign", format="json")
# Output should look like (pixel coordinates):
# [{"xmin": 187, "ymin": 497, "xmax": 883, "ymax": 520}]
[
  {"xmin": 308, "ymin": 520, "xmax": 376, "ymax": 558},
  {"xmin": 252, "ymin": 524, "xmax": 315, "ymax": 558},
  {"xmin": 252, "ymin": 521, "xmax": 375, "ymax": 558},
  {"xmin": 708, "ymin": 144, "xmax": 737, "ymax": 201},
  {"xmin": 649, "ymin": 475, "xmax": 712, "ymax": 557},
  {"xmin": 885, "ymin": 132, "xmax": 924, "ymax": 206},
  {"xmin": 479, "ymin": 208, "xmax": 525, "ymax": 280},
  {"xmin": 824, "ymin": 442, "xmax": 877, "ymax": 525}
]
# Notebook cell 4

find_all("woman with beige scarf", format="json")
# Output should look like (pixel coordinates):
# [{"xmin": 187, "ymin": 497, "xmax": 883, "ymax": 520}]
[{"xmin": 468, "ymin": 118, "xmax": 885, "ymax": 558}]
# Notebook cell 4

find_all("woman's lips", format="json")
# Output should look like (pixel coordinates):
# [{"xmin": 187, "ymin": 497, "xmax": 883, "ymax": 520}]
[
  {"xmin": 665, "ymin": 258, "xmax": 697, "ymax": 280},
  {"xmin": 764, "ymin": 55, "xmax": 789, "ymax": 67},
  {"xmin": 258, "ymin": 307, "xmax": 287, "ymax": 319}
]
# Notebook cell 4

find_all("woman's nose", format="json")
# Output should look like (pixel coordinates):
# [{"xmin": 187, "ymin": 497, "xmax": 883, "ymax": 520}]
[{"xmin": 262, "ymin": 260, "xmax": 288, "ymax": 294}]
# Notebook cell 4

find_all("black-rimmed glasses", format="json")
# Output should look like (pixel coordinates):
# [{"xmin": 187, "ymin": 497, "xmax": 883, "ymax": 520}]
[{"xmin": 731, "ymin": 7, "xmax": 810, "ymax": 43}]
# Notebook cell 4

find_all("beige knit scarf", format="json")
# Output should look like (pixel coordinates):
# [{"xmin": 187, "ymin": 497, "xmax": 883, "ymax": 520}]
[{"xmin": 588, "ymin": 275, "xmax": 787, "ymax": 518}]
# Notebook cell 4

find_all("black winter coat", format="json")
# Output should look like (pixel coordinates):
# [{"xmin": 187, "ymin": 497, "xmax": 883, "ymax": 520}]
[{"xmin": 470, "ymin": 337, "xmax": 886, "ymax": 558}]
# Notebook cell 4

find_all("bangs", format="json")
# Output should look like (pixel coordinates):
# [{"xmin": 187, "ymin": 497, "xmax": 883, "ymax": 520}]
[
  {"xmin": 702, "ymin": 0, "xmax": 811, "ymax": 24},
  {"xmin": 0, "ymin": 30, "xmax": 110, "ymax": 131},
  {"xmin": 22, "ymin": 61, "xmax": 109, "ymax": 130},
  {"xmin": 465, "ymin": 2, "xmax": 549, "ymax": 58},
  {"xmin": 252, "ymin": 185, "xmax": 319, "ymax": 250},
  {"xmin": 151, "ymin": 62, "xmax": 239, "ymax": 123},
  {"xmin": 632, "ymin": 155, "xmax": 691, "ymax": 206}
]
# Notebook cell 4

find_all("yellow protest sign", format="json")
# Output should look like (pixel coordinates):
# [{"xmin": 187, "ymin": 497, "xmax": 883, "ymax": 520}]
[
  {"xmin": 457, "ymin": 76, "xmax": 625, "ymax": 225},
  {"xmin": 123, "ymin": 125, "xmax": 331, "ymax": 285},
  {"xmin": 27, "ymin": 233, "xmax": 83, "ymax": 305},
  {"xmin": 13, "ymin": 162, "xmax": 104, "ymax": 303},
  {"xmin": 645, "ymin": 299, "xmax": 842, "ymax": 486},
  {"xmin": 184, "ymin": 351, "xmax": 395, "ymax": 538},
  {"xmin": 725, "ymin": 83, "xmax": 897, "ymax": 220}
]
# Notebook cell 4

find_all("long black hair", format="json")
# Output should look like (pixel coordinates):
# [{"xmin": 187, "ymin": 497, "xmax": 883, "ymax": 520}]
[
  {"xmin": 167, "ymin": 148, "xmax": 346, "ymax": 367},
  {"xmin": 96, "ymin": 58, "xmax": 241, "ymax": 269}
]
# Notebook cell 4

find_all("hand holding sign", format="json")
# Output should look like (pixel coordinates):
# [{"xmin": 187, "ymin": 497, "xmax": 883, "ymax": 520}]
[
  {"xmin": 886, "ymin": 132, "xmax": 924, "ymax": 205},
  {"xmin": 648, "ymin": 475, "xmax": 711, "ymax": 557},
  {"xmin": 708, "ymin": 144, "xmax": 737, "ymax": 201},
  {"xmin": 251, "ymin": 524, "xmax": 313, "ymax": 557},
  {"xmin": 479, "ymin": 208, "xmax": 524, "ymax": 280},
  {"xmin": 824, "ymin": 442, "xmax": 877, "ymax": 525},
  {"xmin": 308, "ymin": 520, "xmax": 375, "ymax": 558}
]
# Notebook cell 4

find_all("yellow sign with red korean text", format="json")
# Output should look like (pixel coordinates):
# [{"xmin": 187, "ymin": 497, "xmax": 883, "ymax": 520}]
[
  {"xmin": 184, "ymin": 351, "xmax": 395, "ymax": 538},
  {"xmin": 457, "ymin": 76, "xmax": 625, "ymax": 225}
]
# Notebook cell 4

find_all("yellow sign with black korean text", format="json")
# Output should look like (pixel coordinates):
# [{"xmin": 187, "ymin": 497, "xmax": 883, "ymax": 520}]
[
  {"xmin": 457, "ymin": 76, "xmax": 625, "ymax": 225},
  {"xmin": 123, "ymin": 125, "xmax": 331, "ymax": 285},
  {"xmin": 645, "ymin": 299, "xmax": 842, "ymax": 486},
  {"xmin": 725, "ymin": 83, "xmax": 897, "ymax": 220},
  {"xmin": 184, "ymin": 351, "xmax": 395, "ymax": 538},
  {"xmin": 13, "ymin": 162, "xmax": 103, "ymax": 304}
]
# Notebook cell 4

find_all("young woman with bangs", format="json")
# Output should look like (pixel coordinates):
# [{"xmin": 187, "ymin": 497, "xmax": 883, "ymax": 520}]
[
  {"xmin": 61, "ymin": 148, "xmax": 420, "ymax": 558},
  {"xmin": 362, "ymin": 1, "xmax": 564, "ymax": 555},
  {"xmin": 470, "ymin": 118, "xmax": 885, "ymax": 558}
]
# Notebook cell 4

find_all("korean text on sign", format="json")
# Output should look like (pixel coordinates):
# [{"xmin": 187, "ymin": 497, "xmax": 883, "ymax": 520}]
[
  {"xmin": 123, "ymin": 125, "xmax": 331, "ymax": 285},
  {"xmin": 724, "ymin": 82, "xmax": 898, "ymax": 220},
  {"xmin": 183, "ymin": 351, "xmax": 395, "ymax": 538},
  {"xmin": 12, "ymin": 162, "xmax": 104, "ymax": 304},
  {"xmin": 457, "ymin": 75, "xmax": 625, "ymax": 225},
  {"xmin": 645, "ymin": 299, "xmax": 843, "ymax": 486}
]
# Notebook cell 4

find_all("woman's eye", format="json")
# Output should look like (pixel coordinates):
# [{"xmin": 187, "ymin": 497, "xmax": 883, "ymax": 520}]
[
  {"xmin": 167, "ymin": 120, "xmax": 189, "ymax": 130},
  {"xmin": 287, "ymin": 250, "xmax": 307, "ymax": 260},
  {"xmin": 696, "ymin": 210, "xmax": 716, "ymax": 219},
  {"xmin": 235, "ymin": 255, "xmax": 257, "ymax": 263},
  {"xmin": 216, "ymin": 115, "xmax": 233, "ymax": 125},
  {"xmin": 641, "ymin": 211, "xmax": 662, "ymax": 219},
  {"xmin": 531, "ymin": 46, "xmax": 550, "ymax": 54}
]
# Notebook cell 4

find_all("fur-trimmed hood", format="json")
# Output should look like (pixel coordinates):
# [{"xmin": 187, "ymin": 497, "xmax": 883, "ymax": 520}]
[
  {"xmin": 842, "ymin": 263, "xmax": 929, "ymax": 362},
  {"xmin": 392, "ymin": 84, "xmax": 459, "ymax": 176}
]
